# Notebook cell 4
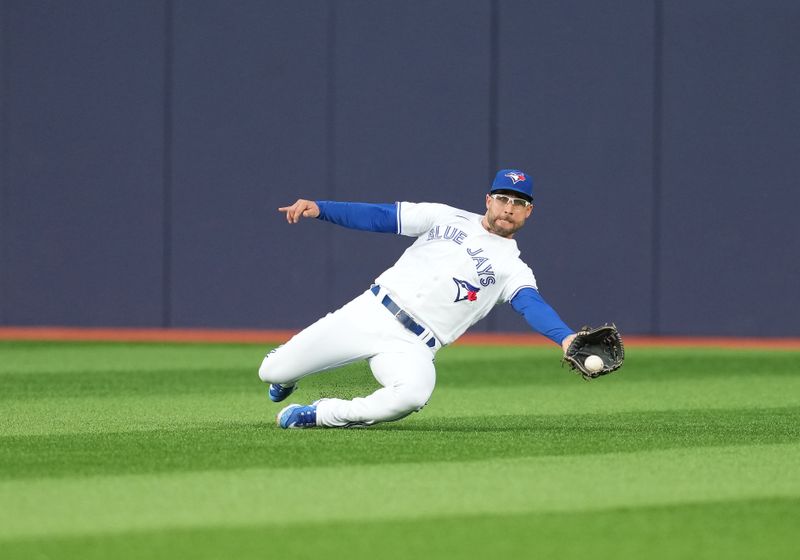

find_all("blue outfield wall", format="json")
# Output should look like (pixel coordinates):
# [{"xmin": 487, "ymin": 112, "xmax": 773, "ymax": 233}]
[
  {"xmin": 2, "ymin": 0, "xmax": 166, "ymax": 327},
  {"xmin": 1, "ymin": 0, "xmax": 798, "ymax": 336}
]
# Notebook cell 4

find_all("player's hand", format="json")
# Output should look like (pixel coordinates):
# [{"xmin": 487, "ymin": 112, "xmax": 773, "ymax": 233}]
[
  {"xmin": 561, "ymin": 333, "xmax": 577, "ymax": 355},
  {"xmin": 278, "ymin": 199, "xmax": 320, "ymax": 223}
]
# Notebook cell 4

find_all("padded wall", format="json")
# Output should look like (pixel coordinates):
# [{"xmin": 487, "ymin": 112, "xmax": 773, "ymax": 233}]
[
  {"xmin": 2, "ymin": 1, "xmax": 166, "ymax": 326},
  {"xmin": 658, "ymin": 0, "xmax": 800, "ymax": 336},
  {"xmin": 1, "ymin": 0, "xmax": 798, "ymax": 336}
]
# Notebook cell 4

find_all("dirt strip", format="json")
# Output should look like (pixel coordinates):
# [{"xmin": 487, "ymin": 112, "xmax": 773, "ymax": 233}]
[{"xmin": 0, "ymin": 327, "xmax": 799, "ymax": 349}]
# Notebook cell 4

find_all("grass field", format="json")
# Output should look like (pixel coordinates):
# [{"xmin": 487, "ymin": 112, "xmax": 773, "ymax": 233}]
[{"xmin": 1, "ymin": 339, "xmax": 799, "ymax": 559}]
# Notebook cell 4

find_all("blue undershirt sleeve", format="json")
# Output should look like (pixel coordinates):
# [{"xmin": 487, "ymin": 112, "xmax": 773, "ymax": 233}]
[
  {"xmin": 510, "ymin": 287, "xmax": 575, "ymax": 346},
  {"xmin": 315, "ymin": 201, "xmax": 399, "ymax": 233}
]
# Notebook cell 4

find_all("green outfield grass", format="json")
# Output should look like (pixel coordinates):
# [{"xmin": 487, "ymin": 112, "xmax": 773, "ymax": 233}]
[{"xmin": 1, "ymin": 340, "xmax": 799, "ymax": 559}]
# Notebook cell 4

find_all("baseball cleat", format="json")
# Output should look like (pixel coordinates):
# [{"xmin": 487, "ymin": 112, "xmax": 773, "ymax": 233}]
[
  {"xmin": 268, "ymin": 383, "xmax": 297, "ymax": 402},
  {"xmin": 277, "ymin": 403, "xmax": 318, "ymax": 429}
]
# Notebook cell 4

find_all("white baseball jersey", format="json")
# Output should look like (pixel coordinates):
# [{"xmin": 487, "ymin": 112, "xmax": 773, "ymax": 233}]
[{"xmin": 375, "ymin": 202, "xmax": 538, "ymax": 345}]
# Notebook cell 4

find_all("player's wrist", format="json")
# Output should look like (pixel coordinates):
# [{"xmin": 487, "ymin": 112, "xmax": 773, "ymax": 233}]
[{"xmin": 560, "ymin": 333, "xmax": 577, "ymax": 353}]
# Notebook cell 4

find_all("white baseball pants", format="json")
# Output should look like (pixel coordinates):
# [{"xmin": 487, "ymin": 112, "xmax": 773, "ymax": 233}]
[{"xmin": 258, "ymin": 288, "xmax": 439, "ymax": 427}]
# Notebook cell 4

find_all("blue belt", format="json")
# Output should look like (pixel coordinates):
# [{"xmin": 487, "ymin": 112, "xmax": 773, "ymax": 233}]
[{"xmin": 371, "ymin": 285, "xmax": 437, "ymax": 348}]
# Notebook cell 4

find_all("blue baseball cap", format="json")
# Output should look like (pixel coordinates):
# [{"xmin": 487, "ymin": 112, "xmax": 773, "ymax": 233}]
[{"xmin": 490, "ymin": 169, "xmax": 534, "ymax": 201}]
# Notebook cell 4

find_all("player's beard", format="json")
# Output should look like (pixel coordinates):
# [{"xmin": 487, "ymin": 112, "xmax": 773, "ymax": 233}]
[{"xmin": 483, "ymin": 208, "xmax": 524, "ymax": 238}]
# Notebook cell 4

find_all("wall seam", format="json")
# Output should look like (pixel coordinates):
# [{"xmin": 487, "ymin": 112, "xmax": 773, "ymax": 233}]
[
  {"xmin": 325, "ymin": 1, "xmax": 337, "ymax": 309},
  {"xmin": 486, "ymin": 0, "xmax": 500, "ymax": 333},
  {"xmin": 162, "ymin": 0, "xmax": 174, "ymax": 327},
  {"xmin": 488, "ymin": 0, "xmax": 499, "ymax": 176},
  {"xmin": 651, "ymin": 0, "xmax": 663, "ymax": 335},
  {"xmin": 0, "ymin": 1, "xmax": 8, "ymax": 325}
]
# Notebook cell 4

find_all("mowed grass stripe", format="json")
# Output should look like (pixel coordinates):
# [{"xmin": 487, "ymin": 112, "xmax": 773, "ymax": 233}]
[
  {"xmin": 432, "ymin": 373, "xmax": 800, "ymax": 416},
  {"xmin": 0, "ymin": 341, "xmax": 268, "ymax": 376},
  {"xmin": 1, "ymin": 443, "xmax": 798, "ymax": 541},
  {"xmin": 1, "ymin": 407, "xmax": 798, "ymax": 480},
  {"xmin": 3, "ymin": 498, "xmax": 798, "ymax": 560},
  {"xmin": 4, "ymin": 373, "xmax": 800, "ymax": 437},
  {"xmin": 2, "ymin": 342, "xmax": 799, "ymax": 400}
]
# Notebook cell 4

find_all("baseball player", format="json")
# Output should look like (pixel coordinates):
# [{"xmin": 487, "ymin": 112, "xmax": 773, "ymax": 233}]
[{"xmin": 261, "ymin": 169, "xmax": 579, "ymax": 429}]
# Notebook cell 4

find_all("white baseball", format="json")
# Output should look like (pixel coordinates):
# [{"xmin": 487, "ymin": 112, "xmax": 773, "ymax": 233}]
[{"xmin": 584, "ymin": 355, "xmax": 604, "ymax": 373}]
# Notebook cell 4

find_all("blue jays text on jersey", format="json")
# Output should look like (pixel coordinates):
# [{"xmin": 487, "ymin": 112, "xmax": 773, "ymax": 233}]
[
  {"xmin": 425, "ymin": 225, "xmax": 497, "ymax": 287},
  {"xmin": 466, "ymin": 247, "xmax": 496, "ymax": 286},
  {"xmin": 426, "ymin": 225, "xmax": 467, "ymax": 244}
]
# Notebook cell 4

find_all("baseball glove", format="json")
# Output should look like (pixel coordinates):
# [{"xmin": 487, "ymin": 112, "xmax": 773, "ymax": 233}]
[{"xmin": 563, "ymin": 324, "xmax": 625, "ymax": 380}]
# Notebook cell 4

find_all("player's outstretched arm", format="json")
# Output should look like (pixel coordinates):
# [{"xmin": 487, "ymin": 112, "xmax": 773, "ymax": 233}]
[
  {"xmin": 510, "ymin": 287, "xmax": 575, "ymax": 351},
  {"xmin": 278, "ymin": 199, "xmax": 320, "ymax": 223}
]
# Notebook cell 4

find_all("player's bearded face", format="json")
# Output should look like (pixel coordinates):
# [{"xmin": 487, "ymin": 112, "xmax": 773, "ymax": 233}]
[{"xmin": 483, "ymin": 194, "xmax": 533, "ymax": 238}]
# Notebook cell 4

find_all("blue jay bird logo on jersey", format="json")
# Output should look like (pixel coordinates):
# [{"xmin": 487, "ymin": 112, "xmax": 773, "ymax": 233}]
[
  {"xmin": 453, "ymin": 278, "xmax": 480, "ymax": 302},
  {"xmin": 505, "ymin": 171, "xmax": 527, "ymax": 184}
]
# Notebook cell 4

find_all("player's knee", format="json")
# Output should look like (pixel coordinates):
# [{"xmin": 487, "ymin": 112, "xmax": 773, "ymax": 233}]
[
  {"xmin": 394, "ymin": 381, "xmax": 434, "ymax": 412},
  {"xmin": 257, "ymin": 358, "xmax": 271, "ymax": 383},
  {"xmin": 258, "ymin": 351, "xmax": 283, "ymax": 383},
  {"xmin": 258, "ymin": 348, "xmax": 298, "ymax": 384}
]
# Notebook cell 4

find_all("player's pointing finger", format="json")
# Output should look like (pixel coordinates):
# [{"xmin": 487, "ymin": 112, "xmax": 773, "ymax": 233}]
[{"xmin": 278, "ymin": 199, "xmax": 319, "ymax": 223}]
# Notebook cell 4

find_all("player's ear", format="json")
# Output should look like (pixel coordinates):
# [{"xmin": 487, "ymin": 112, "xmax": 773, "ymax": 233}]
[{"xmin": 485, "ymin": 194, "xmax": 492, "ymax": 209}]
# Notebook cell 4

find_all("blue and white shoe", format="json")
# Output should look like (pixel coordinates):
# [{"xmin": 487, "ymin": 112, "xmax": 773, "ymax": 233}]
[
  {"xmin": 277, "ymin": 403, "xmax": 318, "ymax": 429},
  {"xmin": 268, "ymin": 383, "xmax": 297, "ymax": 403}
]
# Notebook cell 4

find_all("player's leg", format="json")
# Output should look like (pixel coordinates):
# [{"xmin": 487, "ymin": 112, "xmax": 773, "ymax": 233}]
[
  {"xmin": 258, "ymin": 291, "xmax": 379, "ymax": 393},
  {"xmin": 313, "ymin": 349, "xmax": 436, "ymax": 427}
]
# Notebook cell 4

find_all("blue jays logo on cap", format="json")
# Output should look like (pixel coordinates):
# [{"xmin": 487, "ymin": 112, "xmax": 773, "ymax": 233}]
[
  {"xmin": 490, "ymin": 168, "xmax": 534, "ymax": 201},
  {"xmin": 504, "ymin": 171, "xmax": 526, "ymax": 184}
]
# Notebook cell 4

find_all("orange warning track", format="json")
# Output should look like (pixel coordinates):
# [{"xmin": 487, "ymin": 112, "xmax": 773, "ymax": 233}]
[{"xmin": 1, "ymin": 327, "xmax": 799, "ymax": 350}]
